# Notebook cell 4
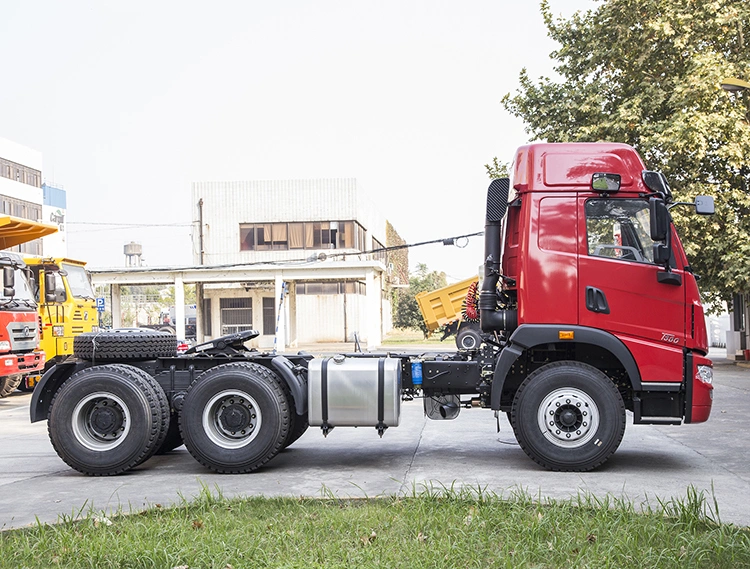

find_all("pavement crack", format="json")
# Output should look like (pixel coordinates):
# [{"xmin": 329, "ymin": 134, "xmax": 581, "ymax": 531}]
[{"xmin": 399, "ymin": 412, "xmax": 427, "ymax": 496}]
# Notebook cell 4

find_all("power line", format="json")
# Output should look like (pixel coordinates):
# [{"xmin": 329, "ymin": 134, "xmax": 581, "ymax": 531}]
[{"xmin": 88, "ymin": 230, "xmax": 485, "ymax": 274}]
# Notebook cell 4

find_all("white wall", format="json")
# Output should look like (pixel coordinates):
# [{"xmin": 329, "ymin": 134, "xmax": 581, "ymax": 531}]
[{"xmin": 191, "ymin": 178, "xmax": 390, "ymax": 265}]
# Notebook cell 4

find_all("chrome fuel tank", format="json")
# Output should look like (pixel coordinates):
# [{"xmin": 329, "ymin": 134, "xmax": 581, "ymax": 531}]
[{"xmin": 308, "ymin": 356, "xmax": 402, "ymax": 428}]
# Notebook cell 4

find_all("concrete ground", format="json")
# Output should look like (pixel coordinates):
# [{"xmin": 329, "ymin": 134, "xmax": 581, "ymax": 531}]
[{"xmin": 1, "ymin": 347, "xmax": 748, "ymax": 530}]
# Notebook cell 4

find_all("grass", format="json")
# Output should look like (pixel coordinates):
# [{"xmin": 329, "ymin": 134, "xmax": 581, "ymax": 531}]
[{"xmin": 1, "ymin": 485, "xmax": 749, "ymax": 569}]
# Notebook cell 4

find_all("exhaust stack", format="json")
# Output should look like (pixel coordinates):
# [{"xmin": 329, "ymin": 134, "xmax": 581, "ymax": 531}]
[{"xmin": 479, "ymin": 178, "xmax": 517, "ymax": 333}]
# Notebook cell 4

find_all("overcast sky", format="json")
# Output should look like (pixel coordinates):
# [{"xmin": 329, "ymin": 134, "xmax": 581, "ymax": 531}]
[{"xmin": 1, "ymin": 0, "xmax": 595, "ymax": 281}]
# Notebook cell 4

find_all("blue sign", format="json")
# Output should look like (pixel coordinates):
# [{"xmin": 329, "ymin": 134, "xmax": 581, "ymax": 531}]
[{"xmin": 96, "ymin": 297, "xmax": 106, "ymax": 312}]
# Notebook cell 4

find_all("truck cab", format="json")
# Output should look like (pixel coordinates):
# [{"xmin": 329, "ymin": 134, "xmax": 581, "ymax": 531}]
[
  {"xmin": 482, "ymin": 143, "xmax": 714, "ymax": 439},
  {"xmin": 23, "ymin": 257, "xmax": 98, "ymax": 389}
]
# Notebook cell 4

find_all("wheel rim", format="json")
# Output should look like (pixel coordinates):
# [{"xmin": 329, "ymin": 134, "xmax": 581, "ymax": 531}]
[
  {"xmin": 536, "ymin": 387, "xmax": 599, "ymax": 448},
  {"xmin": 71, "ymin": 392, "xmax": 131, "ymax": 451},
  {"xmin": 202, "ymin": 389, "xmax": 262, "ymax": 449}
]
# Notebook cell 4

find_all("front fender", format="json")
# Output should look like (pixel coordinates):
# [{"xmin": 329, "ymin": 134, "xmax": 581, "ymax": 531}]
[
  {"xmin": 30, "ymin": 361, "xmax": 88, "ymax": 422},
  {"xmin": 490, "ymin": 324, "xmax": 642, "ymax": 410}
]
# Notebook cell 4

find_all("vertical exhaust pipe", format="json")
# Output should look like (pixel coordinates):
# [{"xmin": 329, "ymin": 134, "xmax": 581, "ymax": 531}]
[{"xmin": 479, "ymin": 178, "xmax": 517, "ymax": 333}]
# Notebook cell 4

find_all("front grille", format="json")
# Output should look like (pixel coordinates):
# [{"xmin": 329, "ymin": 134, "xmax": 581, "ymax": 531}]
[{"xmin": 7, "ymin": 321, "xmax": 39, "ymax": 351}]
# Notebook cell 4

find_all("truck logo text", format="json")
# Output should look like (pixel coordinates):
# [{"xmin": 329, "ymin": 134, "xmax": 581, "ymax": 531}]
[{"xmin": 661, "ymin": 333, "xmax": 680, "ymax": 344}]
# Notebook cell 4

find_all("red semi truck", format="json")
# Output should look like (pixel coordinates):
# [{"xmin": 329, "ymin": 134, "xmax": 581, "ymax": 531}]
[{"xmin": 31, "ymin": 142, "xmax": 714, "ymax": 474}]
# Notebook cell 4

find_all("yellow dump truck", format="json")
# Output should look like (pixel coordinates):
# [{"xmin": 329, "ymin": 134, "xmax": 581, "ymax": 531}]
[
  {"xmin": 22, "ymin": 257, "xmax": 98, "ymax": 390},
  {"xmin": 415, "ymin": 276, "xmax": 483, "ymax": 349}
]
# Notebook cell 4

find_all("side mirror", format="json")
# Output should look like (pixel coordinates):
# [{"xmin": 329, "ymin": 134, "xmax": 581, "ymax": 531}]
[
  {"xmin": 3, "ymin": 267, "xmax": 15, "ymax": 298},
  {"xmin": 649, "ymin": 197, "xmax": 670, "ymax": 241},
  {"xmin": 44, "ymin": 272, "xmax": 57, "ymax": 303},
  {"xmin": 695, "ymin": 195, "xmax": 714, "ymax": 215},
  {"xmin": 653, "ymin": 243, "xmax": 671, "ymax": 265},
  {"xmin": 592, "ymin": 172, "xmax": 621, "ymax": 193}
]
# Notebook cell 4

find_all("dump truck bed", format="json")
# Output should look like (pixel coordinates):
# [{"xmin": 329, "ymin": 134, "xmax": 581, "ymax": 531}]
[{"xmin": 415, "ymin": 276, "xmax": 477, "ymax": 334}]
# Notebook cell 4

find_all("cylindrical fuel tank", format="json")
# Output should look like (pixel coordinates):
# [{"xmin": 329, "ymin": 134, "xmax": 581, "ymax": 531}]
[{"xmin": 308, "ymin": 356, "xmax": 402, "ymax": 428}]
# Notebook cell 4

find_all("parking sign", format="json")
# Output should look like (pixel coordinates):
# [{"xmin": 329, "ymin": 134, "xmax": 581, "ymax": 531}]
[{"xmin": 96, "ymin": 297, "xmax": 106, "ymax": 312}]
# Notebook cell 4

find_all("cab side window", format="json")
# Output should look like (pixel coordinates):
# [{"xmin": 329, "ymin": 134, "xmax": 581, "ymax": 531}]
[{"xmin": 585, "ymin": 199, "xmax": 656, "ymax": 264}]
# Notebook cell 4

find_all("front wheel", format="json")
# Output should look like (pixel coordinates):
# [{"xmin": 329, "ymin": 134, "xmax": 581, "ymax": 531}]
[
  {"xmin": 180, "ymin": 363, "xmax": 290, "ymax": 473},
  {"xmin": 0, "ymin": 375, "xmax": 22, "ymax": 398},
  {"xmin": 511, "ymin": 361, "xmax": 625, "ymax": 471}
]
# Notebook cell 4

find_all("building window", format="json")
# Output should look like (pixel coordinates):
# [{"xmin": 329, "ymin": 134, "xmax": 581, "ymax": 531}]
[
  {"xmin": 296, "ymin": 281, "xmax": 366, "ymax": 295},
  {"xmin": 262, "ymin": 297, "xmax": 276, "ymax": 335},
  {"xmin": 240, "ymin": 221, "xmax": 366, "ymax": 252},
  {"xmin": 219, "ymin": 297, "xmax": 253, "ymax": 335},
  {"xmin": 372, "ymin": 238, "xmax": 386, "ymax": 263},
  {"xmin": 0, "ymin": 157, "xmax": 42, "ymax": 188}
]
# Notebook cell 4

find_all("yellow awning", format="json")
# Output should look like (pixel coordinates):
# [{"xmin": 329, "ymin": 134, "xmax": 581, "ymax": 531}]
[{"xmin": 0, "ymin": 216, "xmax": 58, "ymax": 249}]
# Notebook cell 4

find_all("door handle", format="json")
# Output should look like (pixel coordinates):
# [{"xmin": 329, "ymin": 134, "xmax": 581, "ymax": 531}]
[{"xmin": 585, "ymin": 286, "xmax": 610, "ymax": 314}]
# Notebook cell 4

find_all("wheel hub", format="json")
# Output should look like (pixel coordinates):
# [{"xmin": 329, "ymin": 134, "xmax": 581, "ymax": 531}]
[
  {"xmin": 72, "ymin": 392, "xmax": 131, "ymax": 451},
  {"xmin": 90, "ymin": 404, "xmax": 124, "ymax": 434},
  {"xmin": 537, "ymin": 388, "xmax": 599, "ymax": 448},
  {"xmin": 203, "ymin": 390, "xmax": 261, "ymax": 449},
  {"xmin": 219, "ymin": 403, "xmax": 252, "ymax": 432}
]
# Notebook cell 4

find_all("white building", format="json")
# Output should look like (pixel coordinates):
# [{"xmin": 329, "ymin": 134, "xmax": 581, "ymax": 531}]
[
  {"xmin": 0, "ymin": 137, "xmax": 45, "ymax": 255},
  {"xmin": 41, "ymin": 182, "xmax": 68, "ymax": 257},
  {"xmin": 191, "ymin": 178, "xmax": 405, "ymax": 349}
]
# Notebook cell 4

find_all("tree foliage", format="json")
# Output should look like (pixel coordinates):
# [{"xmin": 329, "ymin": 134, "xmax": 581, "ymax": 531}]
[
  {"xmin": 503, "ymin": 0, "xmax": 750, "ymax": 308},
  {"xmin": 394, "ymin": 263, "xmax": 448, "ymax": 337}
]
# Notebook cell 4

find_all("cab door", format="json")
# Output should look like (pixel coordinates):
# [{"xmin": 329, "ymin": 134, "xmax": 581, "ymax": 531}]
[{"xmin": 577, "ymin": 197, "xmax": 685, "ymax": 382}]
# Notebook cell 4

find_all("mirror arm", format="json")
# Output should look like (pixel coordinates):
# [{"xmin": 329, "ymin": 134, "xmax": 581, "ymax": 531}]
[{"xmin": 667, "ymin": 201, "xmax": 694, "ymax": 210}]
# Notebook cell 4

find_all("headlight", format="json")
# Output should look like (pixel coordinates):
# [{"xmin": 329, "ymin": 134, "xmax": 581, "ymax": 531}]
[
  {"xmin": 52, "ymin": 326, "xmax": 65, "ymax": 337},
  {"xmin": 0, "ymin": 341, "xmax": 10, "ymax": 352},
  {"xmin": 696, "ymin": 365, "xmax": 713, "ymax": 385}
]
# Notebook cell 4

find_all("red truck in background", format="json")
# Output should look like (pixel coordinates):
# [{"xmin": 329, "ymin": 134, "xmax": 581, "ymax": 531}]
[
  {"xmin": 31, "ymin": 142, "xmax": 715, "ymax": 475},
  {"xmin": 0, "ymin": 216, "xmax": 57, "ymax": 397}
]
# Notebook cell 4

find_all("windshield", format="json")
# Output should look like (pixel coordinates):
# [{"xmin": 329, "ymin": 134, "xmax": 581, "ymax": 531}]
[
  {"xmin": 0, "ymin": 268, "xmax": 36, "ymax": 302},
  {"xmin": 62, "ymin": 263, "xmax": 95, "ymax": 299}
]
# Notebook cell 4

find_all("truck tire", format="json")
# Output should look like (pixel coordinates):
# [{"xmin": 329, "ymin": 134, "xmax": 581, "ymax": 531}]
[
  {"xmin": 179, "ymin": 362, "xmax": 290, "ymax": 473},
  {"xmin": 74, "ymin": 330, "xmax": 178, "ymax": 361},
  {"xmin": 456, "ymin": 326, "xmax": 483, "ymax": 350},
  {"xmin": 155, "ymin": 414, "xmax": 183, "ymax": 454},
  {"xmin": 0, "ymin": 375, "xmax": 22, "ymax": 398},
  {"xmin": 511, "ymin": 361, "xmax": 625, "ymax": 472},
  {"xmin": 272, "ymin": 368, "xmax": 309, "ymax": 449},
  {"xmin": 47, "ymin": 365, "xmax": 164, "ymax": 475},
  {"xmin": 285, "ymin": 412, "xmax": 309, "ymax": 448},
  {"xmin": 111, "ymin": 364, "xmax": 171, "ymax": 465}
]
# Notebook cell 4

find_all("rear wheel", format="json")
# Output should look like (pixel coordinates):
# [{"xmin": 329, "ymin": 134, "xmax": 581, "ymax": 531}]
[
  {"xmin": 155, "ymin": 414, "xmax": 183, "ymax": 454},
  {"xmin": 47, "ymin": 365, "xmax": 164, "ymax": 475},
  {"xmin": 180, "ymin": 363, "xmax": 290, "ymax": 473},
  {"xmin": 285, "ymin": 412, "xmax": 309, "ymax": 448},
  {"xmin": 112, "ymin": 365, "xmax": 171, "ymax": 465},
  {"xmin": 511, "ymin": 361, "xmax": 625, "ymax": 471}
]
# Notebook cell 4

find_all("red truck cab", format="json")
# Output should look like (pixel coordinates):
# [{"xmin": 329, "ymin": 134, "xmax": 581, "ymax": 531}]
[{"xmin": 480, "ymin": 143, "xmax": 713, "ymax": 469}]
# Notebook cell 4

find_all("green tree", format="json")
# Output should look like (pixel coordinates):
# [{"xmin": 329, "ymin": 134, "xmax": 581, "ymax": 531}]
[
  {"xmin": 394, "ymin": 263, "xmax": 448, "ymax": 337},
  {"xmin": 484, "ymin": 157, "xmax": 510, "ymax": 179},
  {"xmin": 502, "ymin": 0, "xmax": 750, "ymax": 309}
]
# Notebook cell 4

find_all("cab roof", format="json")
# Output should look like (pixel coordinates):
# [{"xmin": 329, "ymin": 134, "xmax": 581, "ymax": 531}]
[{"xmin": 512, "ymin": 142, "xmax": 649, "ymax": 194}]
